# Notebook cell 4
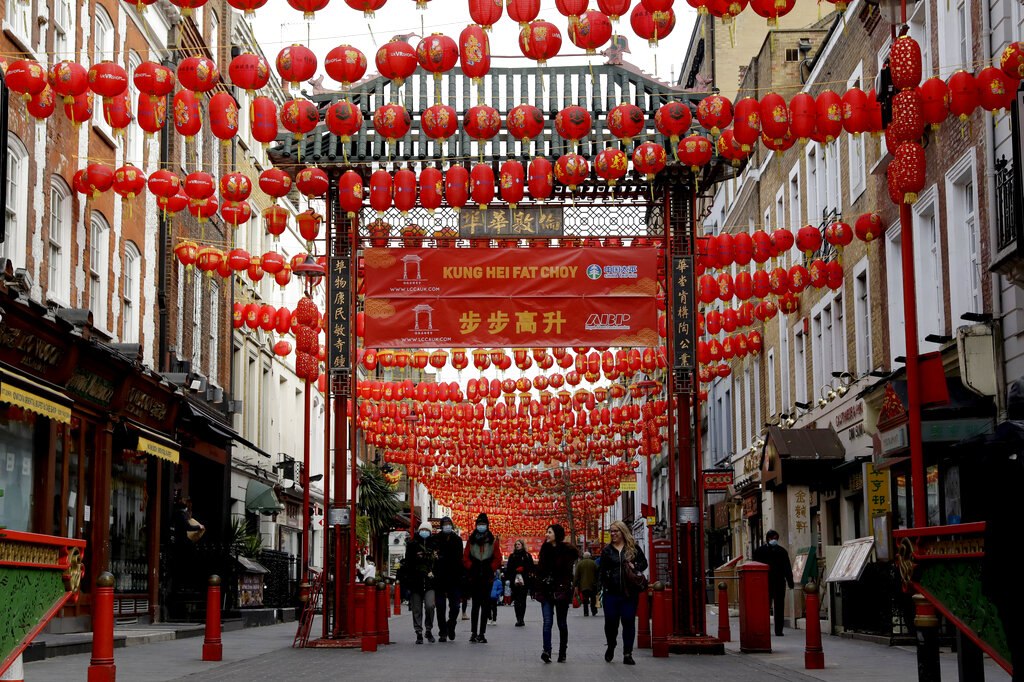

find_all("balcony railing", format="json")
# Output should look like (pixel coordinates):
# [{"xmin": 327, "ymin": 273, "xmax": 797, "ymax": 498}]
[{"xmin": 995, "ymin": 156, "xmax": 1017, "ymax": 253}]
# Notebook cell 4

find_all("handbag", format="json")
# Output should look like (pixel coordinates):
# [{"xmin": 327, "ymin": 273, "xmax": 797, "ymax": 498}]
[
  {"xmin": 572, "ymin": 590, "xmax": 581, "ymax": 609},
  {"xmin": 623, "ymin": 556, "xmax": 648, "ymax": 594},
  {"xmin": 186, "ymin": 518, "xmax": 205, "ymax": 543}
]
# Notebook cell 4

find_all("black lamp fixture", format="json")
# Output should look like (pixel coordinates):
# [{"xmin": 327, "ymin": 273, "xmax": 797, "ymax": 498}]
[
  {"xmin": 924, "ymin": 333, "xmax": 952, "ymax": 345},
  {"xmin": 961, "ymin": 312, "xmax": 992, "ymax": 323}
]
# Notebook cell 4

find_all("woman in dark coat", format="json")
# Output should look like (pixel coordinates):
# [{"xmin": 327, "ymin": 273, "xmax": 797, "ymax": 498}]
[
  {"xmin": 535, "ymin": 524, "xmax": 579, "ymax": 663},
  {"xmin": 504, "ymin": 538, "xmax": 535, "ymax": 626},
  {"xmin": 461, "ymin": 512, "xmax": 502, "ymax": 643},
  {"xmin": 599, "ymin": 520, "xmax": 649, "ymax": 665}
]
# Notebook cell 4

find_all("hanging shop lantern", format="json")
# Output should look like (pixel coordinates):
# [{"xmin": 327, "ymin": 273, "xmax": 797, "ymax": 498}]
[
  {"xmin": 528, "ymin": 157, "xmax": 554, "ymax": 200},
  {"xmin": 209, "ymin": 91, "xmax": 240, "ymax": 145},
  {"xmin": 6, "ymin": 60, "xmax": 47, "ymax": 101},
  {"xmin": 188, "ymin": 196, "xmax": 219, "ymax": 223},
  {"xmin": 112, "ymin": 165, "xmax": 146, "ymax": 201},
  {"xmin": 854, "ymin": 212, "xmax": 883, "ymax": 243},
  {"xmin": 286, "ymin": 0, "xmax": 330, "ymax": 18},
  {"xmin": 598, "ymin": 0, "xmax": 631, "ymax": 20},
  {"xmin": 1001, "ymin": 41, "xmax": 1024, "ymax": 80},
  {"xmin": 324, "ymin": 45, "xmax": 368, "ymax": 87},
  {"xmin": 825, "ymin": 260, "xmax": 844, "ymax": 290},
  {"xmin": 555, "ymin": 105, "xmax": 592, "ymax": 146},
  {"xmin": 372, "ymin": 103, "xmax": 412, "ymax": 143},
  {"xmin": 344, "ymin": 0, "xmax": 386, "ymax": 15},
  {"xmin": 569, "ymin": 10, "xmax": 613, "ymax": 55},
  {"xmin": 865, "ymin": 88, "xmax": 883, "ymax": 134},
  {"xmin": 554, "ymin": 153, "xmax": 590, "ymax": 190},
  {"xmin": 174, "ymin": 240, "xmax": 199, "ymax": 269},
  {"xmin": 556, "ymin": 0, "xmax": 588, "ymax": 25},
  {"xmin": 250, "ymin": 96, "xmax": 279, "ymax": 148},
  {"xmin": 263, "ymin": 205, "xmax": 289, "ymax": 237},
  {"xmin": 296, "ymin": 209, "xmax": 322, "ymax": 242},
  {"xmin": 825, "ymin": 220, "xmax": 853, "ymax": 252},
  {"xmin": 632, "ymin": 142, "xmax": 667, "ymax": 181},
  {"xmin": 422, "ymin": 103, "xmax": 458, "ymax": 144},
  {"xmin": 608, "ymin": 102, "xmax": 645, "ymax": 143},
  {"xmin": 63, "ymin": 92, "xmax": 93, "ymax": 127},
  {"xmin": 26, "ymin": 85, "xmax": 55, "ymax": 120},
  {"xmin": 325, "ymin": 100, "xmax": 363, "ymax": 142},
  {"xmin": 508, "ymin": 0, "xmax": 542, "ymax": 26},
  {"xmin": 733, "ymin": 271, "xmax": 753, "ymax": 300},
  {"xmin": 376, "ymin": 40, "xmax": 418, "ymax": 86},
  {"xmin": 889, "ymin": 35, "xmax": 922, "ymax": 91},
  {"xmin": 519, "ymin": 21, "xmax": 563, "ymax": 65},
  {"xmin": 49, "ymin": 61, "xmax": 89, "ymax": 104},
  {"xmin": 506, "ymin": 104, "xmax": 545, "ymax": 145},
  {"xmin": 471, "ymin": 163, "xmax": 496, "ymax": 209},
  {"xmin": 469, "ymin": 0, "xmax": 504, "ymax": 29},
  {"xmin": 841, "ymin": 87, "xmax": 868, "ymax": 135},
  {"xmin": 195, "ymin": 247, "xmax": 223, "ymax": 277},
  {"xmin": 261, "ymin": 251, "xmax": 286, "ymax": 275},
  {"xmin": 677, "ymin": 134, "xmax": 712, "ymax": 173},
  {"xmin": 499, "ymin": 160, "xmax": 526, "ymax": 207},
  {"xmin": 393, "ymin": 168, "xmax": 418, "ymax": 214},
  {"xmin": 716, "ymin": 129, "xmax": 744, "ymax": 166},
  {"xmin": 136, "ymin": 93, "xmax": 166, "ymax": 137},
  {"xmin": 786, "ymin": 265, "xmax": 807, "ymax": 294},
  {"xmin": 229, "ymin": 53, "xmax": 270, "ymax": 95},
  {"xmin": 460, "ymin": 24, "xmax": 491, "ymax": 83},
  {"xmin": 594, "ymin": 148, "xmax": 629, "ymax": 185},
  {"xmin": 717, "ymin": 232, "xmax": 734, "ymax": 266},
  {"xmin": 416, "ymin": 33, "xmax": 459, "ymax": 80},
  {"xmin": 369, "ymin": 169, "xmax": 393, "ymax": 215},
  {"xmin": 445, "ymin": 165, "xmax": 470, "ymax": 211},
  {"xmin": 695, "ymin": 92, "xmax": 732, "ymax": 136},
  {"xmin": 259, "ymin": 167, "xmax": 293, "ymax": 199},
  {"xmin": 716, "ymin": 272, "xmax": 734, "ymax": 301},
  {"xmin": 642, "ymin": 0, "xmax": 674, "ymax": 22},
  {"xmin": 296, "ymin": 166, "xmax": 329, "ymax": 198},
  {"xmin": 760, "ymin": 128, "xmax": 794, "ymax": 155},
  {"xmin": 177, "ymin": 56, "xmax": 219, "ymax": 92},
  {"xmin": 172, "ymin": 89, "xmax": 202, "ymax": 142},
  {"xmin": 185, "ymin": 171, "xmax": 216, "ymax": 203},
  {"xmin": 630, "ymin": 3, "xmax": 675, "ymax": 45}
]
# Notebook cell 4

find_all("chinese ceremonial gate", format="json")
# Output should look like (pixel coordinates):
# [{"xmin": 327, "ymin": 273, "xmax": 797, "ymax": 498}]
[{"xmin": 271, "ymin": 63, "xmax": 733, "ymax": 653}]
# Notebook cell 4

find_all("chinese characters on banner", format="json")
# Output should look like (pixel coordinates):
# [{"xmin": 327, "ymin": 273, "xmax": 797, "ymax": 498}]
[
  {"xmin": 458, "ymin": 205, "xmax": 563, "ymax": 239},
  {"xmin": 620, "ymin": 472, "xmax": 638, "ymax": 491},
  {"xmin": 865, "ymin": 462, "xmax": 891, "ymax": 533},
  {"xmin": 670, "ymin": 255, "xmax": 694, "ymax": 370},
  {"xmin": 328, "ymin": 255, "xmax": 351, "ymax": 376},
  {"xmin": 788, "ymin": 484, "xmax": 811, "ymax": 551},
  {"xmin": 702, "ymin": 470, "xmax": 734, "ymax": 491}
]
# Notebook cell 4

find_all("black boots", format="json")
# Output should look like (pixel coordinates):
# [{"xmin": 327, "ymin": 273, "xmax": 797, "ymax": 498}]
[
  {"xmin": 604, "ymin": 645, "xmax": 615, "ymax": 662},
  {"xmin": 541, "ymin": 650, "xmax": 551, "ymax": 663}
]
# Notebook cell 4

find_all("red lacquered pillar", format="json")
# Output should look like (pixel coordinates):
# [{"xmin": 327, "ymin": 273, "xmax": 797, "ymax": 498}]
[
  {"xmin": 202, "ymin": 575, "xmax": 223, "ymax": 661},
  {"xmin": 717, "ymin": 581, "xmax": 732, "ymax": 642}
]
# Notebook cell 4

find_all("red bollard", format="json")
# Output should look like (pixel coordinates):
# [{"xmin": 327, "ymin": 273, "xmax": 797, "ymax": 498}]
[
  {"xmin": 804, "ymin": 582, "xmax": 824, "ymax": 669},
  {"xmin": 87, "ymin": 572, "xmax": 116, "ymax": 682},
  {"xmin": 717, "ymin": 581, "xmax": 732, "ymax": 642},
  {"xmin": 393, "ymin": 581, "xmax": 401, "ymax": 616},
  {"xmin": 354, "ymin": 584, "xmax": 365, "ymax": 636},
  {"xmin": 651, "ymin": 582, "xmax": 668, "ymax": 657},
  {"xmin": 202, "ymin": 575, "xmax": 223, "ymax": 661},
  {"xmin": 738, "ymin": 561, "xmax": 771, "ymax": 653},
  {"xmin": 361, "ymin": 580, "xmax": 378, "ymax": 651},
  {"xmin": 637, "ymin": 587, "xmax": 651, "ymax": 649},
  {"xmin": 376, "ymin": 582, "xmax": 389, "ymax": 645}
]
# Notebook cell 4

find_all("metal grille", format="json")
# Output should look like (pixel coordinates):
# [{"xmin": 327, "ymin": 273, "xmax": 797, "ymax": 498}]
[{"xmin": 995, "ymin": 156, "xmax": 1018, "ymax": 253}]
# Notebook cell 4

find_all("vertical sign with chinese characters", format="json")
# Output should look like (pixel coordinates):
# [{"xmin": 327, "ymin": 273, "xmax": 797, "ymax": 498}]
[
  {"xmin": 328, "ymin": 255, "xmax": 351, "ymax": 373},
  {"xmin": 787, "ymin": 485, "xmax": 811, "ymax": 551},
  {"xmin": 865, "ymin": 462, "xmax": 891, "ymax": 533},
  {"xmin": 670, "ymin": 255, "xmax": 694, "ymax": 371}
]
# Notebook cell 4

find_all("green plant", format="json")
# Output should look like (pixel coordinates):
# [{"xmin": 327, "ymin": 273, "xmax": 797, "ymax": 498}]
[
  {"xmin": 228, "ymin": 517, "xmax": 263, "ymax": 559},
  {"xmin": 241, "ymin": 533, "xmax": 263, "ymax": 559},
  {"xmin": 356, "ymin": 515, "xmax": 371, "ymax": 547},
  {"xmin": 357, "ymin": 463, "xmax": 401, "ymax": 542}
]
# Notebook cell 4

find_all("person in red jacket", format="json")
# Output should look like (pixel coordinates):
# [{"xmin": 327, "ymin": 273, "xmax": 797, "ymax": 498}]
[{"xmin": 462, "ymin": 512, "xmax": 502, "ymax": 643}]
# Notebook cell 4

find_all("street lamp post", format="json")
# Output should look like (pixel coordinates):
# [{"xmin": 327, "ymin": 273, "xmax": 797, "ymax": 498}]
[{"xmin": 405, "ymin": 409, "xmax": 420, "ymax": 534}]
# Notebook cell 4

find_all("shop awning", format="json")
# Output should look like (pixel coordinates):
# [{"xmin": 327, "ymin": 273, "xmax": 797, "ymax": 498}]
[
  {"xmin": 237, "ymin": 556, "xmax": 269, "ymax": 574},
  {"xmin": 0, "ymin": 363, "xmax": 72, "ymax": 424},
  {"xmin": 763, "ymin": 426, "xmax": 845, "ymax": 489},
  {"xmin": 245, "ymin": 479, "xmax": 284, "ymax": 515},
  {"xmin": 126, "ymin": 421, "xmax": 180, "ymax": 464}
]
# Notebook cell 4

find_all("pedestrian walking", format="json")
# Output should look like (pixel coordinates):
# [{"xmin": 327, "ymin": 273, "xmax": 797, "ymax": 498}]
[
  {"xmin": 432, "ymin": 516, "xmax": 464, "ymax": 642},
  {"xmin": 752, "ymin": 529, "xmax": 794, "ymax": 636},
  {"xmin": 573, "ymin": 551, "xmax": 599, "ymax": 616},
  {"xmin": 462, "ymin": 513, "xmax": 502, "ymax": 643},
  {"xmin": 505, "ymin": 539, "xmax": 534, "ymax": 626},
  {"xmin": 490, "ymin": 570, "xmax": 503, "ymax": 623},
  {"xmin": 535, "ymin": 524, "xmax": 579, "ymax": 663},
  {"xmin": 404, "ymin": 521, "xmax": 438, "ymax": 644},
  {"xmin": 599, "ymin": 520, "xmax": 649, "ymax": 666}
]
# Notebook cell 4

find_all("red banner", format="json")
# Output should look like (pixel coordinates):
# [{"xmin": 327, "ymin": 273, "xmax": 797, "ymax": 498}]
[
  {"xmin": 363, "ymin": 247, "xmax": 660, "ymax": 299},
  {"xmin": 363, "ymin": 296, "xmax": 659, "ymax": 348}
]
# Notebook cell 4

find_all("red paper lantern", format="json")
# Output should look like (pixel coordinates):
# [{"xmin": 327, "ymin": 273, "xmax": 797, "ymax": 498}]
[
  {"xmin": 890, "ymin": 35, "xmax": 922, "ymax": 91},
  {"xmin": 419, "ymin": 167, "xmax": 443, "ymax": 213},
  {"xmin": 506, "ymin": 104, "xmax": 545, "ymax": 144},
  {"xmin": 416, "ymin": 33, "xmax": 459, "ymax": 80},
  {"xmin": 261, "ymin": 251, "xmax": 285, "ymax": 274},
  {"xmin": 48, "ymin": 61, "xmax": 88, "ymax": 104},
  {"xmin": 189, "ymin": 197, "xmax": 219, "ymax": 223},
  {"xmin": 227, "ymin": 0, "xmax": 268, "ymax": 14},
  {"xmin": 259, "ymin": 168, "xmax": 293, "ymax": 199},
  {"xmin": 947, "ymin": 70, "xmax": 979, "ymax": 122},
  {"xmin": 263, "ymin": 205, "xmax": 289, "ymax": 237},
  {"xmin": 465, "ymin": 105, "xmax": 502, "ymax": 141},
  {"xmin": 172, "ymin": 89, "xmax": 202, "ymax": 141},
  {"xmin": 749, "ymin": 0, "xmax": 794, "ymax": 26},
  {"xmin": 788, "ymin": 92, "xmax": 816, "ymax": 143},
  {"xmin": 133, "ymin": 61, "xmax": 175, "ymax": 103},
  {"xmin": 369, "ymin": 169, "xmax": 393, "ymax": 215},
  {"xmin": 920, "ymin": 77, "xmax": 949, "ymax": 130},
  {"xmin": 296, "ymin": 209, "xmax": 322, "ymax": 241},
  {"xmin": 597, "ymin": 0, "xmax": 631, "ymax": 20},
  {"xmin": 336, "ymin": 170, "xmax": 364, "ymax": 218},
  {"xmin": 841, "ymin": 87, "xmax": 868, "ymax": 135},
  {"xmin": 655, "ymin": 100, "xmax": 693, "ymax": 150},
  {"xmin": 732, "ymin": 97, "xmax": 760, "ymax": 151},
  {"xmin": 87, "ymin": 61, "xmax": 127, "ymax": 104},
  {"xmin": 554, "ymin": 154, "xmax": 590, "ymax": 190},
  {"xmin": 286, "ymin": 0, "xmax": 329, "ymax": 18},
  {"xmin": 761, "ymin": 128, "xmax": 794, "ymax": 155},
  {"xmin": 325, "ymin": 46, "xmax": 367, "ymax": 87},
  {"xmin": 148, "ymin": 169, "xmax": 181, "ymax": 199},
  {"xmin": 63, "ymin": 92, "xmax": 93, "ymax": 127},
  {"xmin": 886, "ymin": 158, "xmax": 903, "ymax": 205},
  {"xmin": 102, "ymin": 93, "xmax": 132, "ymax": 134},
  {"xmin": 26, "ymin": 85, "xmax": 55, "ymax": 120},
  {"xmin": 772, "ymin": 228, "xmax": 794, "ymax": 254},
  {"xmin": 815, "ymin": 90, "xmax": 843, "ymax": 142},
  {"xmin": 528, "ymin": 157, "xmax": 554, "ymax": 200},
  {"xmin": 471, "ymin": 163, "xmax": 496, "ymax": 209},
  {"xmin": 716, "ymin": 272, "xmax": 734, "ymax": 301},
  {"xmin": 280, "ymin": 98, "xmax": 319, "ymax": 141},
  {"xmin": 508, "ymin": 0, "xmax": 542, "ymax": 26},
  {"xmin": 796, "ymin": 224, "xmax": 822, "ymax": 255},
  {"xmin": 854, "ymin": 212, "xmax": 883, "ymax": 243},
  {"xmin": 325, "ymin": 100, "xmax": 363, "ymax": 142},
  {"xmin": 632, "ymin": 142, "xmax": 667, "ymax": 180},
  {"xmin": 696, "ymin": 93, "xmax": 732, "ymax": 136},
  {"xmin": 520, "ymin": 20, "xmax": 563, "ymax": 64},
  {"xmin": 698, "ymin": 274, "xmax": 717, "ymax": 304},
  {"xmin": 733, "ymin": 232, "xmax": 753, "ymax": 265},
  {"xmin": 372, "ymin": 103, "xmax": 412, "ymax": 143},
  {"xmin": 569, "ymin": 10, "xmax": 613, "ymax": 55},
  {"xmin": 393, "ymin": 168, "xmax": 418, "ymax": 214},
  {"xmin": 136, "ymin": 93, "xmax": 166, "ymax": 138},
  {"xmin": 555, "ymin": 105, "xmax": 592, "ymax": 145},
  {"xmin": 825, "ymin": 260, "xmax": 844, "ymax": 290},
  {"xmin": 677, "ymin": 134, "xmax": 712, "ymax": 172},
  {"xmin": 469, "ymin": 0, "xmax": 503, "ymax": 29},
  {"xmin": 276, "ymin": 45, "xmax": 317, "ymax": 91},
  {"xmin": 445, "ymin": 165, "xmax": 470, "ymax": 210},
  {"xmin": 500, "ymin": 160, "xmax": 526, "ymax": 207},
  {"xmin": 865, "ymin": 88, "xmax": 883, "ymax": 134},
  {"xmin": 1001, "ymin": 41, "xmax": 1024, "ymax": 80},
  {"xmin": 460, "ymin": 25, "xmax": 491, "ymax": 82},
  {"xmin": 422, "ymin": 103, "xmax": 458, "ymax": 144},
  {"xmin": 250, "ymin": 96, "xmax": 279, "ymax": 147},
  {"xmin": 376, "ymin": 40, "xmax": 418, "ymax": 86},
  {"xmin": 5, "ymin": 60, "xmax": 47, "ymax": 100},
  {"xmin": 716, "ymin": 128, "xmax": 745, "ymax": 166},
  {"xmin": 895, "ymin": 141, "xmax": 925, "ymax": 204},
  {"xmin": 221, "ymin": 200, "xmax": 253, "ymax": 227},
  {"xmin": 112, "ymin": 165, "xmax": 146, "ymax": 200},
  {"xmin": 594, "ymin": 148, "xmax": 629, "ymax": 185},
  {"xmin": 296, "ymin": 166, "xmax": 329, "ymax": 198},
  {"xmin": 344, "ymin": 0, "xmax": 386, "ymax": 15},
  {"xmin": 82, "ymin": 165, "xmax": 111, "ymax": 198},
  {"xmin": 758, "ymin": 92, "xmax": 789, "ymax": 144},
  {"xmin": 630, "ymin": 4, "xmax": 675, "ymax": 45},
  {"xmin": 177, "ymin": 56, "xmax": 219, "ymax": 92},
  {"xmin": 158, "ymin": 190, "xmax": 189, "ymax": 215},
  {"xmin": 824, "ymin": 221, "xmax": 853, "ymax": 250},
  {"xmin": 977, "ymin": 66, "xmax": 1015, "ymax": 114},
  {"xmin": 734, "ymin": 271, "xmax": 753, "ymax": 300},
  {"xmin": 606, "ymin": 103, "xmax": 644, "ymax": 143},
  {"xmin": 209, "ymin": 91, "xmax": 239, "ymax": 145},
  {"xmin": 185, "ymin": 171, "xmax": 216, "ymax": 203}
]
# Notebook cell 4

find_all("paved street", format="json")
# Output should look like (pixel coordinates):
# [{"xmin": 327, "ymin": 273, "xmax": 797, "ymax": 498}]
[{"xmin": 23, "ymin": 604, "xmax": 1011, "ymax": 681}]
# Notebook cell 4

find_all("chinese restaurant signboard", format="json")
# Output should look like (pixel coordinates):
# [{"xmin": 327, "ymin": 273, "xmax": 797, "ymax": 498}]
[
  {"xmin": 328, "ymin": 254, "xmax": 352, "ymax": 378},
  {"xmin": 458, "ymin": 205, "xmax": 563, "ymax": 239}
]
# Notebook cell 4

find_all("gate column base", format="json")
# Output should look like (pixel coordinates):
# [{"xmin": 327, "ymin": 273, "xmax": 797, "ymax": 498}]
[{"xmin": 666, "ymin": 635, "xmax": 725, "ymax": 655}]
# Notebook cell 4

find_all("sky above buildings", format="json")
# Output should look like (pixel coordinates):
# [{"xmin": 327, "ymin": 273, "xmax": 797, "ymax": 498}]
[{"xmin": 250, "ymin": 0, "xmax": 697, "ymax": 89}]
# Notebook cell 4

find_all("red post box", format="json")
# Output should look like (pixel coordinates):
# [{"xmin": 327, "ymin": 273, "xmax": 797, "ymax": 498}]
[
  {"xmin": 637, "ymin": 587, "xmax": 651, "ymax": 648},
  {"xmin": 738, "ymin": 561, "xmax": 771, "ymax": 653}
]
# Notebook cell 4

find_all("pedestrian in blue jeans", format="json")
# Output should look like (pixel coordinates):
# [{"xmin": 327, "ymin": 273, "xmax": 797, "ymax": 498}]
[
  {"xmin": 599, "ymin": 520, "xmax": 649, "ymax": 665},
  {"xmin": 535, "ymin": 524, "xmax": 579, "ymax": 663}
]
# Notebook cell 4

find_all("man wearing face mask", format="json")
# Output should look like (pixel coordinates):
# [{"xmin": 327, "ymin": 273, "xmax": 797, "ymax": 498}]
[
  {"xmin": 407, "ymin": 520, "xmax": 439, "ymax": 644},
  {"xmin": 432, "ymin": 515, "xmax": 464, "ymax": 642},
  {"xmin": 752, "ymin": 529, "xmax": 794, "ymax": 636},
  {"xmin": 462, "ymin": 513, "xmax": 502, "ymax": 643}
]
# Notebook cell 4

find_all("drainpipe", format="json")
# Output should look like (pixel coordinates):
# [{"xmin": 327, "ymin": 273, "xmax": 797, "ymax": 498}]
[{"xmin": 157, "ymin": 58, "xmax": 174, "ymax": 372}]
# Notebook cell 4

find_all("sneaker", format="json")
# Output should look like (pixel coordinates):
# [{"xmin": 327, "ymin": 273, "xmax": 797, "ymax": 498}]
[
  {"xmin": 515, "ymin": 622, "xmax": 525, "ymax": 627},
  {"xmin": 448, "ymin": 626, "xmax": 456, "ymax": 640},
  {"xmin": 469, "ymin": 634, "xmax": 478, "ymax": 643},
  {"xmin": 623, "ymin": 653, "xmax": 635, "ymax": 665},
  {"xmin": 425, "ymin": 632, "xmax": 435, "ymax": 643},
  {"xmin": 604, "ymin": 646, "xmax": 615, "ymax": 662},
  {"xmin": 541, "ymin": 651, "xmax": 551, "ymax": 663},
  {"xmin": 438, "ymin": 634, "xmax": 447, "ymax": 643},
  {"xmin": 557, "ymin": 651, "xmax": 566, "ymax": 663},
  {"xmin": 416, "ymin": 636, "xmax": 423, "ymax": 645},
  {"xmin": 477, "ymin": 635, "xmax": 488, "ymax": 644}
]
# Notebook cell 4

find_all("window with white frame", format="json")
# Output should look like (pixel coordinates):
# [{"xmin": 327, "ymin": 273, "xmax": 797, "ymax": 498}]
[
  {"xmin": 847, "ymin": 65, "xmax": 867, "ymax": 202},
  {"xmin": 192, "ymin": 274, "xmax": 203, "ymax": 368},
  {"xmin": 906, "ymin": 0, "xmax": 931, "ymax": 80},
  {"xmin": 48, "ymin": 178, "xmax": 71, "ymax": 303},
  {"xmin": 176, "ymin": 264, "xmax": 185, "ymax": 351},
  {"xmin": 853, "ymin": 258, "xmax": 872, "ymax": 374},
  {"xmin": 90, "ymin": 213, "xmax": 109, "ymax": 326},
  {"xmin": 722, "ymin": 387, "xmax": 732, "ymax": 456},
  {"xmin": 127, "ymin": 52, "xmax": 144, "ymax": 164},
  {"xmin": 913, "ymin": 191, "xmax": 945, "ymax": 343},
  {"xmin": 2, "ymin": 135, "xmax": 29, "ymax": 269},
  {"xmin": 93, "ymin": 6, "xmax": 115, "ymax": 133},
  {"xmin": 53, "ymin": 0, "xmax": 75, "ymax": 61},
  {"xmin": 123, "ymin": 242, "xmax": 140, "ymax": 343},
  {"xmin": 733, "ymin": 383, "xmax": 742, "ymax": 454},
  {"xmin": 824, "ymin": 139, "xmax": 841, "ymax": 214},
  {"xmin": 237, "ymin": 88, "xmax": 251, "ymax": 149},
  {"xmin": 806, "ymin": 143, "xmax": 820, "ymax": 222},
  {"xmin": 775, "ymin": 187, "xmax": 785, "ymax": 233},
  {"xmin": 779, "ymin": 315, "xmax": 790, "ymax": 409},
  {"xmin": 753, "ymin": 356, "xmax": 762, "ymax": 431},
  {"xmin": 946, "ymin": 159, "xmax": 982, "ymax": 323},
  {"xmin": 4, "ymin": 0, "xmax": 31, "ymax": 47},
  {"xmin": 937, "ymin": 0, "xmax": 971, "ymax": 77},
  {"xmin": 767, "ymin": 350, "xmax": 777, "ymax": 415},
  {"xmin": 885, "ymin": 221, "xmax": 907, "ymax": 364},
  {"xmin": 794, "ymin": 327, "xmax": 807, "ymax": 404},
  {"xmin": 209, "ymin": 11, "xmax": 220, "ymax": 64},
  {"xmin": 812, "ymin": 292, "xmax": 845, "ymax": 391},
  {"xmin": 876, "ymin": 37, "xmax": 893, "ymax": 160},
  {"xmin": 763, "ymin": 206, "xmax": 771, "ymax": 234},
  {"xmin": 209, "ymin": 280, "xmax": 219, "ymax": 377},
  {"xmin": 789, "ymin": 163, "xmax": 801, "ymax": 229}
]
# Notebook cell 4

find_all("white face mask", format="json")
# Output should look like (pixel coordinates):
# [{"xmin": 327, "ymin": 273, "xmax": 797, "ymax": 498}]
[
  {"xmin": 419, "ymin": 530, "xmax": 431, "ymax": 539},
  {"xmin": 476, "ymin": 524, "xmax": 488, "ymax": 533},
  {"xmin": 442, "ymin": 525, "xmax": 453, "ymax": 533},
  {"xmin": 768, "ymin": 539, "xmax": 778, "ymax": 546}
]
